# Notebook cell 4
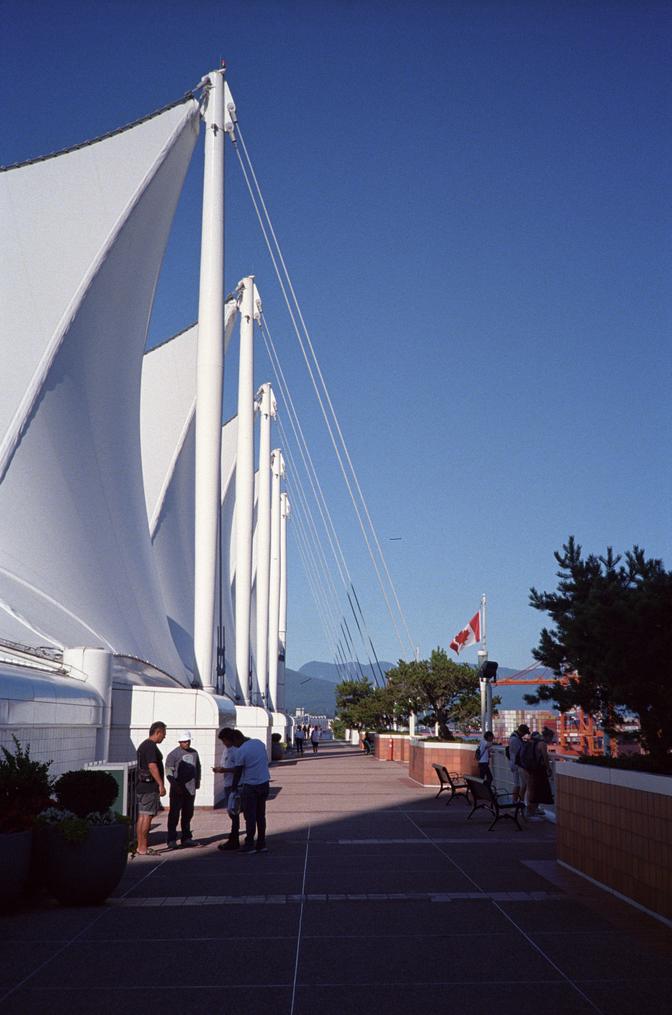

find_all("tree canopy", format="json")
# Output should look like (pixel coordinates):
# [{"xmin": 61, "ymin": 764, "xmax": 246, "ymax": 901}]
[
  {"xmin": 528, "ymin": 537, "xmax": 672, "ymax": 761},
  {"xmin": 385, "ymin": 648, "xmax": 481, "ymax": 739}
]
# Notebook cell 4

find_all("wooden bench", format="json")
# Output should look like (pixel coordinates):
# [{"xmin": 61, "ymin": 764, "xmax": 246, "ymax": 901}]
[
  {"xmin": 464, "ymin": 776, "xmax": 525, "ymax": 831},
  {"xmin": 432, "ymin": 764, "xmax": 470, "ymax": 804}
]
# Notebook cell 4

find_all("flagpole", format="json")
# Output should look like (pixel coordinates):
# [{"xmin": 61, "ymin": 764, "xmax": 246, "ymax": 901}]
[{"xmin": 478, "ymin": 593, "xmax": 491, "ymax": 733}]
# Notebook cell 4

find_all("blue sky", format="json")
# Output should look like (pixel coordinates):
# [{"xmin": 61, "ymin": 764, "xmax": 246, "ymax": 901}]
[{"xmin": 2, "ymin": 1, "xmax": 670, "ymax": 672}]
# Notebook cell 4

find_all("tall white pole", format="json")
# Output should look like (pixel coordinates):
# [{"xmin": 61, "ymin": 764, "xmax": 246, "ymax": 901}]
[
  {"xmin": 268, "ymin": 448, "xmax": 284, "ymax": 712},
  {"xmin": 194, "ymin": 68, "xmax": 226, "ymax": 693},
  {"xmin": 255, "ymin": 382, "xmax": 276, "ymax": 707},
  {"xmin": 234, "ymin": 277, "xmax": 255, "ymax": 704},
  {"xmin": 278, "ymin": 492, "xmax": 290, "ymax": 713}
]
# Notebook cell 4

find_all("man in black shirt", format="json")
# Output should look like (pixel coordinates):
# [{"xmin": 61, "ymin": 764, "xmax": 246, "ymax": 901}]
[{"xmin": 136, "ymin": 721, "xmax": 167, "ymax": 855}]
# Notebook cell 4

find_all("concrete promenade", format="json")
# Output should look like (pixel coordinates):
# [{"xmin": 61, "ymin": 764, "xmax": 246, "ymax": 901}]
[{"xmin": 2, "ymin": 740, "xmax": 671, "ymax": 1013}]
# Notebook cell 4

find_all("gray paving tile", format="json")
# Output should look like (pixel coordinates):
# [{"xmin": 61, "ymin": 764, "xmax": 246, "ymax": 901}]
[
  {"xmin": 303, "ymin": 870, "xmax": 474, "ymax": 895},
  {"xmin": 0, "ymin": 941, "xmax": 65, "ymax": 988},
  {"xmin": 83, "ymin": 903, "xmax": 300, "ymax": 939},
  {"xmin": 498, "ymin": 899, "xmax": 626, "ymax": 934},
  {"xmin": 294, "ymin": 982, "xmax": 597, "ymax": 1014},
  {"xmin": 301, "ymin": 898, "xmax": 508, "ymax": 937},
  {"xmin": 529, "ymin": 932, "xmax": 672, "ymax": 981},
  {"xmin": 0, "ymin": 905, "xmax": 104, "ymax": 942},
  {"xmin": 10, "ymin": 986, "xmax": 293, "ymax": 1015},
  {"xmin": 297, "ymin": 932, "xmax": 558, "ymax": 985},
  {"xmin": 578, "ymin": 977, "xmax": 672, "ymax": 1015},
  {"xmin": 26, "ymin": 938, "xmax": 297, "ymax": 989}
]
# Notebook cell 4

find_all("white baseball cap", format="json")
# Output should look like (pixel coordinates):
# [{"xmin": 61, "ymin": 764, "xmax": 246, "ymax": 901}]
[{"xmin": 178, "ymin": 730, "xmax": 192, "ymax": 742}]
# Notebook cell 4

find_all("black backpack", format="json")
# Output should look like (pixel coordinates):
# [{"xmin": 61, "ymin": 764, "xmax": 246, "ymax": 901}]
[{"xmin": 518, "ymin": 738, "xmax": 542, "ymax": 772}]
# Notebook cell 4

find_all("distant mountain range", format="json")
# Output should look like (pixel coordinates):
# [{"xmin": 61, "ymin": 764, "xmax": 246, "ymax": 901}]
[{"xmin": 284, "ymin": 660, "xmax": 557, "ymax": 717}]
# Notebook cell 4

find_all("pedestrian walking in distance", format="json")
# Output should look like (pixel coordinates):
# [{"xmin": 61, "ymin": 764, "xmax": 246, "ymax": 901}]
[{"xmin": 310, "ymin": 725, "xmax": 321, "ymax": 753}]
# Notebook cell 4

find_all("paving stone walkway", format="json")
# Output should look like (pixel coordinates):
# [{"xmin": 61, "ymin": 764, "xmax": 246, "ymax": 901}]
[{"xmin": 2, "ymin": 740, "xmax": 671, "ymax": 1013}]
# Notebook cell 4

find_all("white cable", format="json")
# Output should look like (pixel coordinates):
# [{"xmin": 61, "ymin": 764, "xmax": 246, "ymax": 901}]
[
  {"xmin": 261, "ymin": 316, "xmax": 392, "ymax": 676},
  {"xmin": 236, "ymin": 125, "xmax": 415, "ymax": 656},
  {"xmin": 233, "ymin": 136, "xmax": 410, "ymax": 657}
]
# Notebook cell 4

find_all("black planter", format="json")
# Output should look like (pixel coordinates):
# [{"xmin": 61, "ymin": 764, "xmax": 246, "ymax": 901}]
[
  {"xmin": 41, "ymin": 823, "xmax": 128, "ymax": 906},
  {"xmin": 0, "ymin": 830, "xmax": 32, "ymax": 907}
]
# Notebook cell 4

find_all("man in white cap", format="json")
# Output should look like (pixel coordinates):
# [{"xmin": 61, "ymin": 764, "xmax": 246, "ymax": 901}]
[{"xmin": 165, "ymin": 731, "xmax": 202, "ymax": 849}]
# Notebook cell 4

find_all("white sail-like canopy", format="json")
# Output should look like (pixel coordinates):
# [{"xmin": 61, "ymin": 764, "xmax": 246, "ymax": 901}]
[
  {"xmin": 0, "ymin": 98, "xmax": 200, "ymax": 679},
  {"xmin": 141, "ymin": 311, "xmax": 238, "ymax": 681}
]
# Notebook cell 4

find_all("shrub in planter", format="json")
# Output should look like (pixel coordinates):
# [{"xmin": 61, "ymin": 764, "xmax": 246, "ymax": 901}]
[
  {"xmin": 36, "ymin": 769, "xmax": 129, "ymax": 906},
  {"xmin": 54, "ymin": 769, "xmax": 119, "ymax": 817},
  {"xmin": 0, "ymin": 738, "xmax": 53, "ymax": 906},
  {"xmin": 576, "ymin": 755, "xmax": 672, "ymax": 776}
]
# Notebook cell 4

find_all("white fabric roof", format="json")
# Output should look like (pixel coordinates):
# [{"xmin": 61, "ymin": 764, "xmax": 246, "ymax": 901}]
[
  {"xmin": 0, "ymin": 99, "xmax": 200, "ymax": 680},
  {"xmin": 140, "ymin": 300, "xmax": 238, "ymax": 535}
]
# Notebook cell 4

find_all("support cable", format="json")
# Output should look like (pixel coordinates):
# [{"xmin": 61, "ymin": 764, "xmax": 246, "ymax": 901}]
[{"xmin": 233, "ymin": 132, "xmax": 412, "ymax": 657}]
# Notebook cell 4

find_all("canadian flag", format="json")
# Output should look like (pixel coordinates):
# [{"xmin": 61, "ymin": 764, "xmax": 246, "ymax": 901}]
[{"xmin": 449, "ymin": 611, "xmax": 481, "ymax": 655}]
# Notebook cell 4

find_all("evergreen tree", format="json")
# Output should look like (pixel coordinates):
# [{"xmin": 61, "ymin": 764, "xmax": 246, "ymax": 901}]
[{"xmin": 528, "ymin": 537, "xmax": 672, "ymax": 762}]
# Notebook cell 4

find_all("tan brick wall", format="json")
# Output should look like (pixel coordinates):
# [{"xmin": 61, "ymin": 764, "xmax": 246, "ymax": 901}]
[
  {"xmin": 409, "ymin": 741, "xmax": 480, "ymax": 786},
  {"xmin": 557, "ymin": 769, "xmax": 672, "ymax": 921}
]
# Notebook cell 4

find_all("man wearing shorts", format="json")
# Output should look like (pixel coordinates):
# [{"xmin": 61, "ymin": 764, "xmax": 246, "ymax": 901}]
[{"xmin": 136, "ymin": 721, "xmax": 167, "ymax": 855}]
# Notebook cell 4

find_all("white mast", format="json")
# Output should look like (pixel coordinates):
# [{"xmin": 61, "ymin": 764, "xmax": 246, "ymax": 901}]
[
  {"xmin": 278, "ymin": 491, "xmax": 290, "ymax": 713},
  {"xmin": 268, "ymin": 447, "xmax": 284, "ymax": 711},
  {"xmin": 193, "ymin": 68, "xmax": 228, "ymax": 692},
  {"xmin": 234, "ymin": 277, "xmax": 257, "ymax": 703},
  {"xmin": 254, "ymin": 382, "xmax": 276, "ymax": 706}
]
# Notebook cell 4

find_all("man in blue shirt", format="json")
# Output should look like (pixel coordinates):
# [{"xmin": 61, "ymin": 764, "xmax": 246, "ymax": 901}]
[{"xmin": 231, "ymin": 729, "xmax": 271, "ymax": 854}]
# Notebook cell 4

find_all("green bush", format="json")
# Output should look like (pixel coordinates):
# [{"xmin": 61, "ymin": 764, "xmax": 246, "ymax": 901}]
[
  {"xmin": 0, "ymin": 737, "xmax": 53, "ymax": 833},
  {"xmin": 54, "ymin": 770, "xmax": 119, "ymax": 817},
  {"xmin": 577, "ymin": 754, "xmax": 672, "ymax": 776}
]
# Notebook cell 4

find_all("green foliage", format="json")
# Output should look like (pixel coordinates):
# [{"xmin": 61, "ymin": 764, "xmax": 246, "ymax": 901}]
[
  {"xmin": 0, "ymin": 737, "xmax": 54, "ymax": 833},
  {"xmin": 335, "ymin": 676, "xmax": 397, "ymax": 730},
  {"xmin": 529, "ymin": 537, "xmax": 672, "ymax": 762},
  {"xmin": 331, "ymin": 718, "xmax": 347, "ymax": 740},
  {"xmin": 54, "ymin": 769, "xmax": 118, "ymax": 817},
  {"xmin": 576, "ymin": 754, "xmax": 672, "ymax": 776},
  {"xmin": 386, "ymin": 649, "xmax": 481, "ymax": 739}
]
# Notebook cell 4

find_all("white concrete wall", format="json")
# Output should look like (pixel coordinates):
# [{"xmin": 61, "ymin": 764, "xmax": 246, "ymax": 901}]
[
  {"xmin": 0, "ymin": 664, "xmax": 103, "ymax": 776},
  {"xmin": 109, "ymin": 684, "xmax": 238, "ymax": 806}
]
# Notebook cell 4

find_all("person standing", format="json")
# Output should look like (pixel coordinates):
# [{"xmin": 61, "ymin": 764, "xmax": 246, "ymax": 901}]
[
  {"xmin": 214, "ymin": 727, "xmax": 241, "ymax": 851},
  {"xmin": 165, "ymin": 731, "xmax": 201, "ymax": 849},
  {"xmin": 477, "ymin": 731, "xmax": 494, "ymax": 786},
  {"xmin": 525, "ymin": 728, "xmax": 555, "ymax": 819},
  {"xmin": 310, "ymin": 725, "xmax": 321, "ymax": 754},
  {"xmin": 294, "ymin": 725, "xmax": 305, "ymax": 755},
  {"xmin": 232, "ymin": 730, "xmax": 271, "ymax": 854},
  {"xmin": 508, "ymin": 723, "xmax": 530, "ymax": 805},
  {"xmin": 135, "ymin": 721, "xmax": 167, "ymax": 856}
]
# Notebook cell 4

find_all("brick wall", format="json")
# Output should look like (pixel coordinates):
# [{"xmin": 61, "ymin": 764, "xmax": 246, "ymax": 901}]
[
  {"xmin": 557, "ymin": 764, "xmax": 672, "ymax": 922},
  {"xmin": 408, "ymin": 739, "xmax": 480, "ymax": 786}
]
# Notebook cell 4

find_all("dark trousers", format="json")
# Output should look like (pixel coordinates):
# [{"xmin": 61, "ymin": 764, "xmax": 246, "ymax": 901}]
[
  {"xmin": 295, "ymin": 738, "xmax": 304, "ymax": 754},
  {"xmin": 241, "ymin": 782, "xmax": 270, "ymax": 847},
  {"xmin": 311, "ymin": 740, "xmax": 318, "ymax": 753},
  {"xmin": 478, "ymin": 762, "xmax": 493, "ymax": 787},
  {"xmin": 225, "ymin": 788, "xmax": 240, "ymax": 839},
  {"xmin": 167, "ymin": 787, "xmax": 195, "ymax": 843}
]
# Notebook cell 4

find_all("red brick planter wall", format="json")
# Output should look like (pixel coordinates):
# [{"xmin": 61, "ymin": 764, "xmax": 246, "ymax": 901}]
[
  {"xmin": 408, "ymin": 739, "xmax": 479, "ymax": 786},
  {"xmin": 557, "ymin": 764, "xmax": 672, "ymax": 923},
  {"xmin": 371, "ymin": 735, "xmax": 411, "ymax": 763},
  {"xmin": 374, "ymin": 735, "xmax": 394, "ymax": 761}
]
